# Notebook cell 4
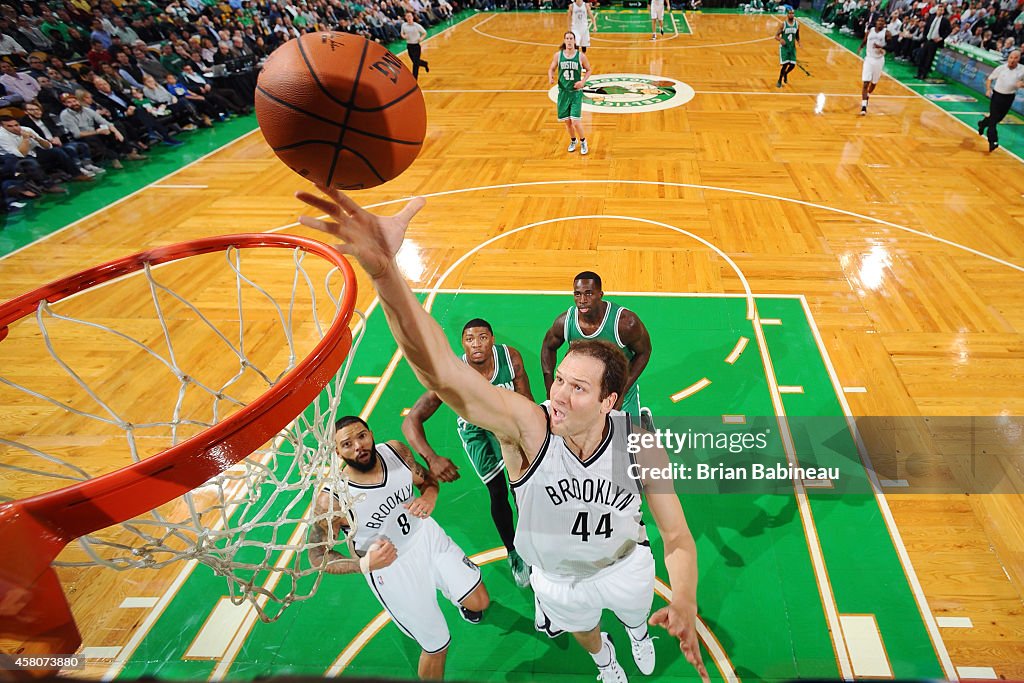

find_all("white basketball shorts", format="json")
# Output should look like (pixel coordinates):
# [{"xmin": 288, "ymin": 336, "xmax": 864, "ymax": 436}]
[
  {"xmin": 531, "ymin": 543, "xmax": 656, "ymax": 634},
  {"xmin": 862, "ymin": 56, "xmax": 884, "ymax": 84},
  {"xmin": 365, "ymin": 517, "xmax": 481, "ymax": 653}
]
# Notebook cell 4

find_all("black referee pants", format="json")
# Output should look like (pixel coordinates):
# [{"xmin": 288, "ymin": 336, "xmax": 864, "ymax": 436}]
[
  {"xmin": 408, "ymin": 43, "xmax": 428, "ymax": 80},
  {"xmin": 980, "ymin": 91, "xmax": 1016, "ymax": 145}
]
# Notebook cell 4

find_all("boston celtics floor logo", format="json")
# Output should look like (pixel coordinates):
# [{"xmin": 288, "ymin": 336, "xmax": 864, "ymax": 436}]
[{"xmin": 547, "ymin": 73, "xmax": 694, "ymax": 114}]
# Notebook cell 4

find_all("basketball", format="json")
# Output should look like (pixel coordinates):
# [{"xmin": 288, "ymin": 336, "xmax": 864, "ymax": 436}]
[{"xmin": 255, "ymin": 32, "xmax": 427, "ymax": 190}]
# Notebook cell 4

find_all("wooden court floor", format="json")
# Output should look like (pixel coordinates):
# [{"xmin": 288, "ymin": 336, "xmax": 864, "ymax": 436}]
[{"xmin": 2, "ymin": 10, "xmax": 1024, "ymax": 680}]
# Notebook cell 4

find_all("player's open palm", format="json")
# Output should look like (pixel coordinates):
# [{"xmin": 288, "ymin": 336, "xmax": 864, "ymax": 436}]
[
  {"xmin": 650, "ymin": 602, "xmax": 710, "ymax": 682},
  {"xmin": 296, "ymin": 185, "xmax": 425, "ymax": 279}
]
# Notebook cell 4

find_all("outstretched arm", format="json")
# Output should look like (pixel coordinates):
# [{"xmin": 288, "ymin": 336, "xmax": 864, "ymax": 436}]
[
  {"xmin": 540, "ymin": 312, "xmax": 567, "ymax": 396},
  {"xmin": 639, "ymin": 445, "xmax": 708, "ymax": 683},
  {"xmin": 617, "ymin": 310, "xmax": 652, "ymax": 402},
  {"xmin": 402, "ymin": 390, "xmax": 460, "ymax": 482},
  {"xmin": 296, "ymin": 188, "xmax": 548, "ymax": 461}
]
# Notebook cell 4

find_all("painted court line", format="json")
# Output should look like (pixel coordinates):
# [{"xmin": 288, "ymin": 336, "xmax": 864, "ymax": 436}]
[
  {"xmin": 119, "ymin": 597, "xmax": 159, "ymax": 609},
  {"xmin": 750, "ymin": 314, "xmax": 854, "ymax": 678},
  {"xmin": 840, "ymin": 614, "xmax": 893, "ymax": 678},
  {"xmin": 354, "ymin": 376, "xmax": 382, "ymax": 385},
  {"xmin": 778, "ymin": 385, "xmax": 804, "ymax": 394},
  {"xmin": 725, "ymin": 336, "xmax": 749, "ymax": 364},
  {"xmin": 957, "ymin": 666, "xmax": 998, "ymax": 679},
  {"xmin": 81, "ymin": 647, "xmax": 123, "ymax": 659},
  {"xmin": 0, "ymin": 128, "xmax": 260, "ymax": 264},
  {"xmin": 843, "ymin": 386, "xmax": 867, "ymax": 393},
  {"xmin": 798, "ymin": 295, "xmax": 957, "ymax": 680},
  {"xmin": 288, "ymin": 179, "xmax": 1024, "ymax": 277},
  {"xmin": 102, "ymin": 301, "xmax": 379, "ymax": 681},
  {"xmin": 809, "ymin": 16, "xmax": 1024, "ymax": 166},
  {"xmin": 185, "ymin": 598, "xmax": 252, "ymax": 659},
  {"xmin": 671, "ymin": 377, "xmax": 711, "ymax": 402},
  {"xmin": 936, "ymin": 616, "xmax": 973, "ymax": 628},
  {"xmin": 759, "ymin": 318, "xmax": 782, "ymax": 325},
  {"xmin": 880, "ymin": 479, "xmax": 910, "ymax": 488},
  {"xmin": 150, "ymin": 184, "xmax": 209, "ymax": 189},
  {"xmin": 722, "ymin": 414, "xmax": 746, "ymax": 424}
]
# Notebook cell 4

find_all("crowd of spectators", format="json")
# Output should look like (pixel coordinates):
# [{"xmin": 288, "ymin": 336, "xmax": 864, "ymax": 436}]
[
  {"xmin": 0, "ymin": 0, "xmax": 471, "ymax": 214},
  {"xmin": 821, "ymin": 0, "xmax": 1023, "ymax": 65}
]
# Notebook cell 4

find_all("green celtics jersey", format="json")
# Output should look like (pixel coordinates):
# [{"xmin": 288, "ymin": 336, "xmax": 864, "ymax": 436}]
[
  {"xmin": 780, "ymin": 19, "xmax": 799, "ymax": 48},
  {"xmin": 456, "ymin": 344, "xmax": 517, "ymax": 434},
  {"xmin": 557, "ymin": 49, "xmax": 582, "ymax": 91},
  {"xmin": 564, "ymin": 301, "xmax": 643, "ymax": 416}
]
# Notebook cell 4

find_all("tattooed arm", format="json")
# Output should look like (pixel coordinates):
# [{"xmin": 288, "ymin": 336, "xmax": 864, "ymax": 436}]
[
  {"xmin": 389, "ymin": 440, "xmax": 438, "ymax": 518},
  {"xmin": 309, "ymin": 491, "xmax": 397, "ymax": 574}
]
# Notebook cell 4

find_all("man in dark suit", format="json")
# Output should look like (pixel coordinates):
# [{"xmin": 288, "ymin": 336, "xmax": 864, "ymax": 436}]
[
  {"xmin": 91, "ymin": 75, "xmax": 181, "ymax": 145},
  {"xmin": 19, "ymin": 99, "xmax": 105, "ymax": 175},
  {"xmin": 917, "ymin": 4, "xmax": 952, "ymax": 79}
]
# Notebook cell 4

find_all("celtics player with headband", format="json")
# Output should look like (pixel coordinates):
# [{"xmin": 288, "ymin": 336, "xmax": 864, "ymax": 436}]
[
  {"xmin": 541, "ymin": 272, "xmax": 653, "ymax": 429},
  {"xmin": 297, "ymin": 187, "xmax": 708, "ymax": 683},
  {"xmin": 403, "ymin": 318, "xmax": 533, "ymax": 588},
  {"xmin": 308, "ymin": 416, "xmax": 490, "ymax": 680}
]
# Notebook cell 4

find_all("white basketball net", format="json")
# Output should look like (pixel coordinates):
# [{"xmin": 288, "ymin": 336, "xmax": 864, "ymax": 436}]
[{"xmin": 0, "ymin": 243, "xmax": 364, "ymax": 621}]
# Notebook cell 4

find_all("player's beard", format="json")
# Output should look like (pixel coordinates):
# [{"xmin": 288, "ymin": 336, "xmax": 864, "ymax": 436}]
[{"xmin": 342, "ymin": 444, "xmax": 377, "ymax": 473}]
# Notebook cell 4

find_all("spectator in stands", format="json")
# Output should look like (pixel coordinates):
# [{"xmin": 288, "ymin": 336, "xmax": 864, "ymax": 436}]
[
  {"xmin": 159, "ymin": 41, "xmax": 186, "ymax": 73},
  {"xmin": 16, "ymin": 15, "xmax": 53, "ymax": 51},
  {"xmin": 0, "ymin": 115, "xmax": 94, "ymax": 182},
  {"xmin": 917, "ymin": 3, "xmax": 952, "ymax": 78},
  {"xmin": 99, "ymin": 61, "xmax": 132, "ymax": 94},
  {"xmin": 94, "ymin": 75, "xmax": 183, "ymax": 144},
  {"xmin": 0, "ymin": 60, "xmax": 40, "ymax": 102},
  {"xmin": 39, "ymin": 8, "xmax": 73, "ymax": 42},
  {"xmin": 64, "ymin": 26, "xmax": 92, "ymax": 57},
  {"xmin": 111, "ymin": 15, "xmax": 141, "ymax": 44},
  {"xmin": 24, "ymin": 54, "xmax": 47, "ymax": 79},
  {"xmin": 0, "ymin": 31, "xmax": 28, "ymax": 63},
  {"xmin": 133, "ymin": 44, "xmax": 171, "ymax": 79},
  {"xmin": 59, "ymin": 92, "xmax": 145, "ymax": 168},
  {"xmin": 90, "ymin": 18, "xmax": 113, "ymax": 48},
  {"xmin": 179, "ymin": 63, "xmax": 251, "ymax": 113},
  {"xmin": 115, "ymin": 50, "xmax": 146, "ymax": 88},
  {"xmin": 141, "ymin": 72, "xmax": 208, "ymax": 127},
  {"xmin": 20, "ymin": 100, "xmax": 105, "ymax": 176},
  {"xmin": 0, "ymin": 152, "xmax": 65, "ymax": 201},
  {"xmin": 1002, "ymin": 34, "xmax": 1017, "ymax": 55},
  {"xmin": 87, "ymin": 38, "xmax": 114, "ymax": 70}
]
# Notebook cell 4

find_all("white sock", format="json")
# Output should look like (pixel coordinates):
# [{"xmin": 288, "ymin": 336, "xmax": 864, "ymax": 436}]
[
  {"xmin": 591, "ymin": 637, "xmax": 613, "ymax": 668},
  {"xmin": 861, "ymin": 99, "xmax": 868, "ymax": 108},
  {"xmin": 627, "ymin": 623, "xmax": 650, "ymax": 641}
]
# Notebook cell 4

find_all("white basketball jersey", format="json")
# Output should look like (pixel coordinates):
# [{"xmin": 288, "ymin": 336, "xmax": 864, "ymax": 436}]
[
  {"xmin": 866, "ymin": 27, "xmax": 887, "ymax": 58},
  {"xmin": 328, "ymin": 443, "xmax": 422, "ymax": 555},
  {"xmin": 511, "ymin": 405, "xmax": 646, "ymax": 578},
  {"xmin": 571, "ymin": 2, "xmax": 588, "ymax": 29}
]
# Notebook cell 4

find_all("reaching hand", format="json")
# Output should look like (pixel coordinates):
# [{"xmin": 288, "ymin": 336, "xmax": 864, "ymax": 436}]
[
  {"xmin": 428, "ymin": 455, "xmax": 461, "ymax": 483},
  {"xmin": 297, "ymin": 185, "xmax": 425, "ymax": 279},
  {"xmin": 650, "ymin": 602, "xmax": 710, "ymax": 683},
  {"xmin": 404, "ymin": 496, "xmax": 435, "ymax": 518}
]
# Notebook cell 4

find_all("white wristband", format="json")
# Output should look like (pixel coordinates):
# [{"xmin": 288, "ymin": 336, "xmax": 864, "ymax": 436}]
[{"xmin": 359, "ymin": 553, "xmax": 372, "ymax": 574}]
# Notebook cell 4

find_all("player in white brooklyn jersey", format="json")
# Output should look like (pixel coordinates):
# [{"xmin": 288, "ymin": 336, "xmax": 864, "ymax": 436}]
[
  {"xmin": 568, "ymin": 0, "xmax": 596, "ymax": 52},
  {"xmin": 858, "ymin": 16, "xmax": 891, "ymax": 115},
  {"xmin": 308, "ymin": 416, "xmax": 490, "ymax": 680},
  {"xmin": 297, "ymin": 188, "xmax": 709, "ymax": 683}
]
